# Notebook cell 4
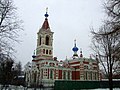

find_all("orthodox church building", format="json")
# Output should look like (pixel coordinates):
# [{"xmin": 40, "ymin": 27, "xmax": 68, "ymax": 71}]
[{"xmin": 24, "ymin": 9, "xmax": 100, "ymax": 87}]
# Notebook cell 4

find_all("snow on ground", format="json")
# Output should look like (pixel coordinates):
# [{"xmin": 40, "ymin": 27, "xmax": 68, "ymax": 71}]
[
  {"xmin": 82, "ymin": 88, "xmax": 120, "ymax": 90},
  {"xmin": 0, "ymin": 85, "xmax": 120, "ymax": 90}
]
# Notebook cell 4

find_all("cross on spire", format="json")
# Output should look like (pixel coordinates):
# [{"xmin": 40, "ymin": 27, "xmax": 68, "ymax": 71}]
[
  {"xmin": 44, "ymin": 7, "xmax": 49, "ymax": 18},
  {"xmin": 74, "ymin": 39, "xmax": 76, "ymax": 47},
  {"xmin": 46, "ymin": 7, "xmax": 48, "ymax": 13}
]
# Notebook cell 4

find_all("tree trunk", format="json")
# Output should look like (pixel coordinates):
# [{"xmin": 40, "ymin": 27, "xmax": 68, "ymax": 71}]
[{"xmin": 109, "ymin": 63, "xmax": 113, "ymax": 90}]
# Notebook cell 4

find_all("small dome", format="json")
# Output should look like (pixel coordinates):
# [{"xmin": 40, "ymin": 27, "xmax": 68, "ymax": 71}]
[
  {"xmin": 32, "ymin": 50, "xmax": 36, "ymax": 58},
  {"xmin": 44, "ymin": 13, "xmax": 49, "ymax": 17},
  {"xmin": 32, "ymin": 55, "xmax": 36, "ymax": 58},
  {"xmin": 72, "ymin": 46, "xmax": 79, "ymax": 52}
]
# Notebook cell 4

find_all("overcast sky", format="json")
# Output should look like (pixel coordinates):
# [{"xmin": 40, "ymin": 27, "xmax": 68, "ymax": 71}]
[{"xmin": 13, "ymin": 0, "xmax": 105, "ymax": 66}]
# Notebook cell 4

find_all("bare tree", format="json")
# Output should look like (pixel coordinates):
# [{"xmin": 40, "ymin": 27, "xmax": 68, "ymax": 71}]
[
  {"xmin": 105, "ymin": 0, "xmax": 120, "ymax": 78},
  {"xmin": 105, "ymin": 0, "xmax": 120, "ymax": 20},
  {"xmin": 91, "ymin": 23, "xmax": 120, "ymax": 90},
  {"xmin": 0, "ymin": 0, "xmax": 23, "ymax": 89},
  {"xmin": 0, "ymin": 0, "xmax": 23, "ymax": 56},
  {"xmin": 104, "ymin": 0, "xmax": 120, "ymax": 34},
  {"xmin": 91, "ymin": 0, "xmax": 120, "ymax": 90}
]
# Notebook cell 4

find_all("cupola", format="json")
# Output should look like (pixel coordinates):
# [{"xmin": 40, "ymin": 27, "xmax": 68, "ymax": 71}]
[{"xmin": 72, "ymin": 39, "xmax": 79, "ymax": 57}]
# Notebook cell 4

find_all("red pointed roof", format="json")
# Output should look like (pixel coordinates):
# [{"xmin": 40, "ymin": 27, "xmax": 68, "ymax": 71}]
[{"xmin": 42, "ymin": 18, "xmax": 50, "ymax": 29}]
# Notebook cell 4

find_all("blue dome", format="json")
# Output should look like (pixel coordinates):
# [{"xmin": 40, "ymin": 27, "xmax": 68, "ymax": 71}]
[
  {"xmin": 44, "ymin": 13, "xmax": 49, "ymax": 17},
  {"xmin": 72, "ymin": 46, "xmax": 79, "ymax": 52},
  {"xmin": 32, "ymin": 55, "xmax": 36, "ymax": 58}
]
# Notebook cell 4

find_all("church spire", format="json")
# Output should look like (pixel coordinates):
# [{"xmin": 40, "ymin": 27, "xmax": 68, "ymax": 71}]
[{"xmin": 42, "ymin": 7, "xmax": 50, "ymax": 29}]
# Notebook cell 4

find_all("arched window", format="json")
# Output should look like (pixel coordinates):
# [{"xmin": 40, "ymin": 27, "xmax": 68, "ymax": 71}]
[
  {"xmin": 50, "ymin": 70, "xmax": 53, "ymax": 79},
  {"xmin": 34, "ymin": 71, "xmax": 37, "ymax": 83},
  {"xmin": 85, "ymin": 72, "xmax": 88, "ymax": 80},
  {"xmin": 46, "ymin": 50, "xmax": 48, "ymax": 54},
  {"xmin": 49, "ymin": 50, "xmax": 52, "ymax": 55},
  {"xmin": 45, "ymin": 35, "xmax": 49, "ymax": 45},
  {"xmin": 43, "ymin": 49, "xmax": 45, "ymax": 54},
  {"xmin": 41, "ymin": 69, "xmax": 43, "ymax": 79},
  {"xmin": 68, "ymin": 71, "xmax": 70, "ymax": 80},
  {"xmin": 39, "ymin": 36, "xmax": 41, "ymax": 45},
  {"xmin": 63, "ymin": 71, "xmax": 66, "ymax": 79}
]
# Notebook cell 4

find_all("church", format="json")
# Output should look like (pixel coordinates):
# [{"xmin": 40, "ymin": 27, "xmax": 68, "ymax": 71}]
[{"xmin": 24, "ymin": 9, "xmax": 100, "ymax": 87}]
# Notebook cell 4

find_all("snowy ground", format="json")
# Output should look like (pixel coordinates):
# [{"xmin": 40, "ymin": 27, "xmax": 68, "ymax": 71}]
[
  {"xmin": 0, "ymin": 85, "xmax": 53, "ymax": 90},
  {"xmin": 1, "ymin": 88, "xmax": 120, "ymax": 90},
  {"xmin": 0, "ymin": 85, "xmax": 120, "ymax": 90}
]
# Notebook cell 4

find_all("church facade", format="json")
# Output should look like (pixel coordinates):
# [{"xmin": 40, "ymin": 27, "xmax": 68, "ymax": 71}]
[{"xmin": 24, "ymin": 10, "xmax": 100, "ymax": 87}]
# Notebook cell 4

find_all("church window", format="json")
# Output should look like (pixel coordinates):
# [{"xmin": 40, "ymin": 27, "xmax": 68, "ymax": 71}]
[
  {"xmin": 84, "ymin": 65, "xmax": 88, "ymax": 69},
  {"xmin": 50, "ymin": 70, "xmax": 53, "ymax": 79},
  {"xmin": 46, "ymin": 50, "xmax": 48, "ymax": 54},
  {"xmin": 85, "ymin": 71, "xmax": 87, "ymax": 80},
  {"xmin": 49, "ymin": 50, "xmax": 52, "ymax": 55},
  {"xmin": 41, "ymin": 69, "xmax": 43, "ymax": 79},
  {"xmin": 63, "ymin": 71, "xmax": 66, "ymax": 79},
  {"xmin": 34, "ymin": 71, "xmax": 37, "ymax": 83},
  {"xmin": 90, "ymin": 72, "xmax": 92, "ymax": 80},
  {"xmin": 39, "ymin": 36, "xmax": 41, "ymax": 45},
  {"xmin": 95, "ymin": 72, "xmax": 97, "ymax": 80},
  {"xmin": 43, "ymin": 49, "xmax": 45, "ymax": 54},
  {"xmin": 45, "ymin": 35, "xmax": 50, "ymax": 45},
  {"xmin": 68, "ymin": 71, "xmax": 70, "ymax": 80}
]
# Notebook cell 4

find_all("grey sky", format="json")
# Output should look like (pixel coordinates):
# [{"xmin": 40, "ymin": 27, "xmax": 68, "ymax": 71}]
[{"xmin": 14, "ymin": 0, "xmax": 104, "ymax": 66}]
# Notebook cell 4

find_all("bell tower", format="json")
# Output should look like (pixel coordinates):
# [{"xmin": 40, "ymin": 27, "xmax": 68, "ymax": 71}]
[{"xmin": 36, "ymin": 8, "xmax": 54, "ymax": 60}]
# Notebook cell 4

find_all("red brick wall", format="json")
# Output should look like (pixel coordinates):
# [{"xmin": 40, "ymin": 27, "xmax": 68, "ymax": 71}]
[
  {"xmin": 76, "ymin": 71, "xmax": 80, "ymax": 80},
  {"xmin": 69, "ymin": 61, "xmax": 80, "ymax": 65},
  {"xmin": 83, "ymin": 61, "xmax": 89, "ymax": 64},
  {"xmin": 72, "ymin": 71, "xmax": 76, "ymax": 80},
  {"xmin": 58, "ymin": 70, "xmax": 62, "ymax": 79}
]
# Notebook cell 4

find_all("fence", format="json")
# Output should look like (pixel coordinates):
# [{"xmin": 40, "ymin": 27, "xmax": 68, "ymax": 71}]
[{"xmin": 54, "ymin": 80, "xmax": 120, "ymax": 90}]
